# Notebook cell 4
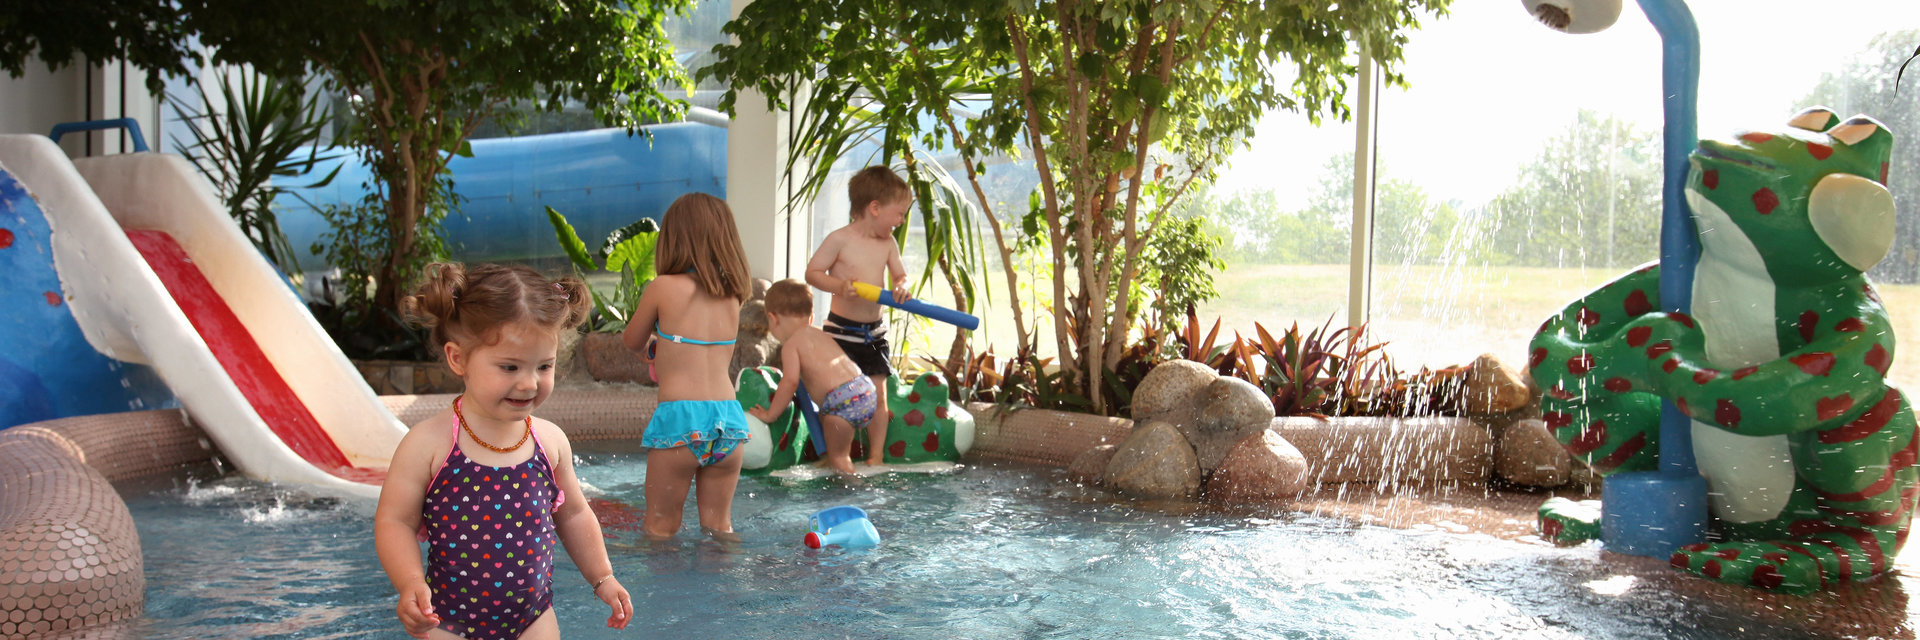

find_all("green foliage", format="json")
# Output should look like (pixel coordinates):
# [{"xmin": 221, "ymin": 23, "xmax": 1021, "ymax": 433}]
[
  {"xmin": 545, "ymin": 207, "xmax": 658, "ymax": 333},
  {"xmin": 1481, "ymin": 110, "xmax": 1661, "ymax": 269},
  {"xmin": 181, "ymin": 0, "xmax": 695, "ymax": 316},
  {"xmin": 309, "ymin": 182, "xmax": 452, "ymax": 360},
  {"xmin": 706, "ymin": 0, "xmax": 1452, "ymax": 412},
  {"xmin": 0, "ymin": 0, "xmax": 196, "ymax": 91},
  {"xmin": 1138, "ymin": 215, "xmax": 1224, "ymax": 335},
  {"xmin": 171, "ymin": 70, "xmax": 341, "ymax": 273}
]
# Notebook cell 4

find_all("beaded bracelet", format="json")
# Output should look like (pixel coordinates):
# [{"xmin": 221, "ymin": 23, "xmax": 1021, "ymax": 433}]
[{"xmin": 592, "ymin": 575, "xmax": 616, "ymax": 591}]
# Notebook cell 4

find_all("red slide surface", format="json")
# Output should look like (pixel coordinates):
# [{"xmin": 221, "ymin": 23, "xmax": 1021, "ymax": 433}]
[{"xmin": 128, "ymin": 230, "xmax": 383, "ymax": 484}]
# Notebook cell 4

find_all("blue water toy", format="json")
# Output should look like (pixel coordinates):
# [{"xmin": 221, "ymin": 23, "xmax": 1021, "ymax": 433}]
[
  {"xmin": 850, "ymin": 281, "xmax": 980, "ymax": 331},
  {"xmin": 804, "ymin": 506, "xmax": 881, "ymax": 549}
]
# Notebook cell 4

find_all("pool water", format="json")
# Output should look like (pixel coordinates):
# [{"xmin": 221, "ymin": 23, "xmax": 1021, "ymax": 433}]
[{"xmin": 120, "ymin": 454, "xmax": 1898, "ymax": 639}]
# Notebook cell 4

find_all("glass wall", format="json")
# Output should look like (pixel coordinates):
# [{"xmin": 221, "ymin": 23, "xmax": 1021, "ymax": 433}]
[{"xmin": 1370, "ymin": 1, "xmax": 1920, "ymax": 385}]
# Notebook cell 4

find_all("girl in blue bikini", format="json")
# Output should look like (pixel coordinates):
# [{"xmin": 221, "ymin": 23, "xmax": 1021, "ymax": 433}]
[{"xmin": 622, "ymin": 192, "xmax": 755, "ymax": 541}]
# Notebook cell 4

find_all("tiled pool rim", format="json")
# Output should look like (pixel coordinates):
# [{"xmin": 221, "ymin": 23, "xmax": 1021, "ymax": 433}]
[{"xmin": 0, "ymin": 389, "xmax": 1491, "ymax": 639}]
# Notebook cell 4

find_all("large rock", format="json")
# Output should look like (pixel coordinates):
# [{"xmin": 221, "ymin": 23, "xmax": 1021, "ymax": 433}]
[
  {"xmin": 1495, "ymin": 418, "xmax": 1572, "ymax": 487},
  {"xmin": 1104, "ymin": 421, "xmax": 1201, "ymax": 499},
  {"xmin": 1181, "ymin": 377, "xmax": 1275, "ymax": 473},
  {"xmin": 1462, "ymin": 353, "xmax": 1531, "ymax": 415},
  {"xmin": 1130, "ymin": 360, "xmax": 1217, "ymax": 424},
  {"xmin": 1068, "ymin": 444, "xmax": 1119, "ymax": 484},
  {"xmin": 729, "ymin": 299, "xmax": 780, "ymax": 381},
  {"xmin": 1209, "ymin": 430, "xmax": 1311, "ymax": 501}
]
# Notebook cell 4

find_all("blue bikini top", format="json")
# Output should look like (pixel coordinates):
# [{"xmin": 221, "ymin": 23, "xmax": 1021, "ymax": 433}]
[{"xmin": 655, "ymin": 322, "xmax": 736, "ymax": 346}]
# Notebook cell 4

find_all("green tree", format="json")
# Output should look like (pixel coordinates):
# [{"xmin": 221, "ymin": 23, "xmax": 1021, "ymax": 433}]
[
  {"xmin": 0, "ymin": 0, "xmax": 196, "ymax": 91},
  {"xmin": 182, "ymin": 0, "xmax": 695, "ymax": 315},
  {"xmin": 708, "ymin": 0, "xmax": 1451, "ymax": 412},
  {"xmin": 1800, "ymin": 30, "xmax": 1920, "ymax": 284},
  {"xmin": 1481, "ymin": 109, "xmax": 1661, "ymax": 268}
]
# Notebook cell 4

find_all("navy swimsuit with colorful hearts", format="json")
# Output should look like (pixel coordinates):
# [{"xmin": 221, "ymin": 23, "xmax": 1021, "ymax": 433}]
[{"xmin": 422, "ymin": 423, "xmax": 562, "ymax": 639}]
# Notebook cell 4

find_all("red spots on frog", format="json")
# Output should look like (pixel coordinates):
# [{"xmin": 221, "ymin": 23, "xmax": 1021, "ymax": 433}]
[
  {"xmin": 1732, "ymin": 366, "xmax": 1759, "ymax": 381},
  {"xmin": 1537, "ymin": 318, "xmax": 1554, "ymax": 335},
  {"xmin": 1603, "ymin": 377, "xmax": 1633, "ymax": 393},
  {"xmin": 1625, "ymin": 326, "xmax": 1653, "ymax": 347},
  {"xmin": 888, "ymin": 440, "xmax": 906, "ymax": 459},
  {"xmin": 1669, "ymin": 312, "xmax": 1696, "ymax": 329},
  {"xmin": 1835, "ymin": 317, "xmax": 1864, "ymax": 333},
  {"xmin": 1883, "ymin": 162, "xmax": 1892, "ymax": 185},
  {"xmin": 1806, "ymin": 142, "xmax": 1834, "ymax": 160},
  {"xmin": 1646, "ymin": 340, "xmax": 1675, "ymax": 359},
  {"xmin": 1716, "ymin": 398, "xmax": 1743, "ymax": 429},
  {"xmin": 1716, "ymin": 548, "xmax": 1742, "ymax": 561},
  {"xmin": 1799, "ymin": 310, "xmax": 1820, "ymax": 344},
  {"xmin": 0, "ymin": 228, "xmax": 12, "ymax": 249},
  {"xmin": 922, "ymin": 432, "xmax": 940, "ymax": 452},
  {"xmin": 1671, "ymin": 553, "xmax": 1692, "ymax": 570},
  {"xmin": 1676, "ymin": 396, "xmax": 1691, "ymax": 416},
  {"xmin": 1529, "ymin": 347, "xmax": 1548, "ymax": 370},
  {"xmin": 1543, "ymin": 411, "xmax": 1574, "ymax": 429},
  {"xmin": 1751, "ymin": 564, "xmax": 1785, "ymax": 590},
  {"xmin": 1702, "ymin": 169, "xmax": 1720, "ymax": 190},
  {"xmin": 1742, "ymin": 132, "xmax": 1775, "ymax": 144},
  {"xmin": 935, "ymin": 405, "xmax": 949, "ymax": 419},
  {"xmin": 1545, "ymin": 386, "xmax": 1576, "ymax": 401},
  {"xmin": 1692, "ymin": 369, "xmax": 1720, "ymax": 385},
  {"xmin": 1753, "ymin": 188, "xmax": 1779, "ymax": 214},
  {"xmin": 908, "ymin": 392, "xmax": 922, "ymax": 403},
  {"xmin": 1680, "ymin": 542, "xmax": 1712, "ymax": 553},
  {"xmin": 1866, "ymin": 344, "xmax": 1893, "ymax": 376},
  {"xmin": 1661, "ymin": 358, "xmax": 1680, "ymax": 374},
  {"xmin": 1790, "ymin": 352, "xmax": 1837, "ymax": 376},
  {"xmin": 904, "ymin": 409, "xmax": 925, "ymax": 427},
  {"xmin": 1541, "ymin": 517, "xmax": 1565, "ymax": 539},
  {"xmin": 1816, "ymin": 394, "xmax": 1855, "ymax": 421},
  {"xmin": 1623, "ymin": 289, "xmax": 1653, "ymax": 316},
  {"xmin": 923, "ymin": 376, "xmax": 943, "ymax": 388},
  {"xmin": 43, "ymin": 292, "xmax": 60, "ymax": 306},
  {"xmin": 1568, "ymin": 420, "xmax": 1608, "ymax": 455},
  {"xmin": 1864, "ymin": 283, "xmax": 1883, "ymax": 304},
  {"xmin": 777, "ymin": 429, "xmax": 792, "ymax": 452},
  {"xmin": 1576, "ymin": 306, "xmax": 1600, "ymax": 327},
  {"xmin": 1567, "ymin": 354, "xmax": 1596, "ymax": 376}
]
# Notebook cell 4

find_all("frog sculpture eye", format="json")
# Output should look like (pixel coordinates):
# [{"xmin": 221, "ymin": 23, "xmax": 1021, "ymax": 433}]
[{"xmin": 1830, "ymin": 120, "xmax": 1881, "ymax": 146}]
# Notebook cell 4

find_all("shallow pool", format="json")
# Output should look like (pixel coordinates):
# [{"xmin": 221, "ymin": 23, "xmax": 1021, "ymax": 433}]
[{"xmin": 120, "ymin": 454, "xmax": 1907, "ymax": 639}]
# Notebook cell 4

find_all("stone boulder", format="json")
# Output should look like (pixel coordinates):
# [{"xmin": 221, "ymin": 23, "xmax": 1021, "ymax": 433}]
[
  {"xmin": 1130, "ymin": 360, "xmax": 1217, "ymax": 424},
  {"xmin": 1068, "ymin": 444, "xmax": 1119, "ymax": 484},
  {"xmin": 1181, "ymin": 377, "xmax": 1275, "ymax": 473},
  {"xmin": 728, "ymin": 299, "xmax": 781, "ymax": 381},
  {"xmin": 1462, "ymin": 353, "xmax": 1531, "ymax": 415},
  {"xmin": 1495, "ymin": 418, "xmax": 1573, "ymax": 487},
  {"xmin": 1104, "ymin": 421, "xmax": 1200, "ymax": 499},
  {"xmin": 1209, "ymin": 429, "xmax": 1311, "ymax": 501}
]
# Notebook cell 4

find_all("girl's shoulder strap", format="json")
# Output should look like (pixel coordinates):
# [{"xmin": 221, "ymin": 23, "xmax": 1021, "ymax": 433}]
[
  {"xmin": 529, "ymin": 419, "xmax": 566, "ymax": 512},
  {"xmin": 417, "ymin": 414, "xmax": 464, "ymax": 544}
]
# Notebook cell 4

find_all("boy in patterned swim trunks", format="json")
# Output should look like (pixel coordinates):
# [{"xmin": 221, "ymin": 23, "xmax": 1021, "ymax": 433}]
[
  {"xmin": 748, "ymin": 279, "xmax": 882, "ymax": 475},
  {"xmin": 804, "ymin": 165, "xmax": 911, "ymax": 467}
]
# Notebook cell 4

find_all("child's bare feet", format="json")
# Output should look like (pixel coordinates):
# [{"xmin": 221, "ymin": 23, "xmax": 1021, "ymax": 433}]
[
  {"xmin": 813, "ymin": 457, "xmax": 858, "ymax": 475},
  {"xmin": 863, "ymin": 457, "xmax": 885, "ymax": 467}
]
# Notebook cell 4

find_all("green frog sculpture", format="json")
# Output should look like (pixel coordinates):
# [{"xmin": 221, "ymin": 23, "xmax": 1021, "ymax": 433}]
[
  {"xmin": 734, "ymin": 368, "xmax": 973, "ymax": 474},
  {"xmin": 1530, "ymin": 107, "xmax": 1915, "ymax": 593}
]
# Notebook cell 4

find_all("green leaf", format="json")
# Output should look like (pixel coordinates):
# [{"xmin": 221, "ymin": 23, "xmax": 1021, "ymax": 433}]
[{"xmin": 545, "ymin": 206, "xmax": 602, "ymax": 273}]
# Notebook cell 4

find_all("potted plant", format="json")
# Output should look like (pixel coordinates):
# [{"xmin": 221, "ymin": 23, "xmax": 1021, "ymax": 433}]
[{"xmin": 547, "ymin": 206, "xmax": 659, "ymax": 383}]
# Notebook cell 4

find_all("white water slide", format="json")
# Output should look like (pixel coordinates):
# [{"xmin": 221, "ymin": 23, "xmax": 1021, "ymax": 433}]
[{"xmin": 0, "ymin": 135, "xmax": 400, "ymax": 497}]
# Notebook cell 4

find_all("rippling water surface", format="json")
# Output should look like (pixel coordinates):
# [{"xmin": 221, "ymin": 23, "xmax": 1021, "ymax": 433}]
[{"xmin": 122, "ymin": 454, "xmax": 1896, "ymax": 639}]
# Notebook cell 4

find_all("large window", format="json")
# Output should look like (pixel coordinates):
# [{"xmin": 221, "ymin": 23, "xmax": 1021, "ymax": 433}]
[{"xmin": 1366, "ymin": 1, "xmax": 1920, "ymax": 384}]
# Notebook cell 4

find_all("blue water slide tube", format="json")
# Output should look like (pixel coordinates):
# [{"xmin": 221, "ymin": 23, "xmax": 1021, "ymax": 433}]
[{"xmin": 277, "ymin": 121, "xmax": 727, "ymax": 271}]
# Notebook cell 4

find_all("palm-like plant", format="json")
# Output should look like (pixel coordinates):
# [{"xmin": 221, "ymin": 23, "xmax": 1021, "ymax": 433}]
[{"xmin": 170, "ymin": 69, "xmax": 340, "ymax": 273}]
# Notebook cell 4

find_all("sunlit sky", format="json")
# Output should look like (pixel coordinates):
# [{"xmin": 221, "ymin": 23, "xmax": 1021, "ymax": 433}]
[{"xmin": 1214, "ymin": 0, "xmax": 1920, "ymax": 209}]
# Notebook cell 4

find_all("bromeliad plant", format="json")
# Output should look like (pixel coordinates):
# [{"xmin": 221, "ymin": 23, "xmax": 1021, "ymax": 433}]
[{"xmin": 547, "ymin": 207, "xmax": 659, "ymax": 333}]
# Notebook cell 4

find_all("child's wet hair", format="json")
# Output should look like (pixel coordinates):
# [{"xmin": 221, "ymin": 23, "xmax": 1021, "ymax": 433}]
[
  {"xmin": 763, "ymin": 279, "xmax": 813, "ymax": 318},
  {"xmin": 847, "ymin": 165, "xmax": 910, "ymax": 220},
  {"xmin": 655, "ymin": 192, "xmax": 752, "ymax": 303},
  {"xmin": 403, "ymin": 262, "xmax": 592, "ymax": 353}
]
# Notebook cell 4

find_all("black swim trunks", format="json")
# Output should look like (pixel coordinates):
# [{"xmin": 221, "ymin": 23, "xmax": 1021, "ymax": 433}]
[{"xmin": 824, "ymin": 312, "xmax": 892, "ymax": 378}]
